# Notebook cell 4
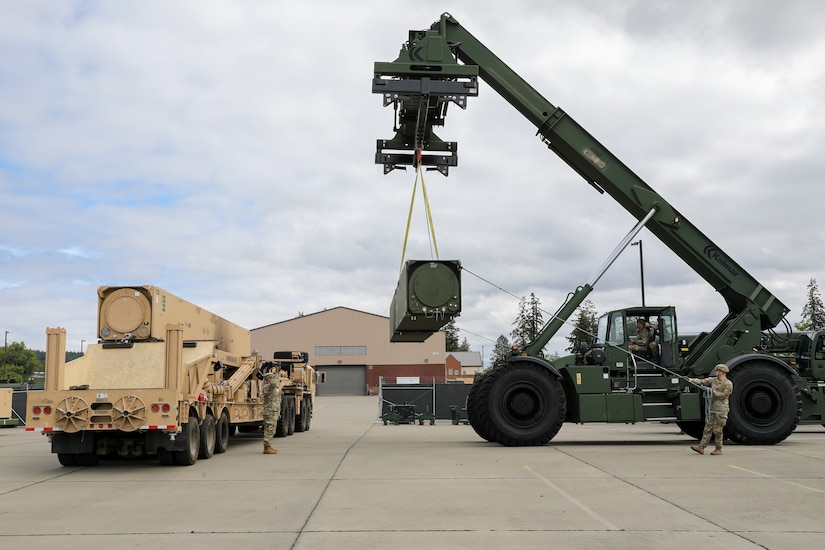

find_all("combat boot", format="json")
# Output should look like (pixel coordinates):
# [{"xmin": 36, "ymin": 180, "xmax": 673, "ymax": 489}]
[
  {"xmin": 710, "ymin": 447, "xmax": 723, "ymax": 456},
  {"xmin": 263, "ymin": 446, "xmax": 278, "ymax": 454},
  {"xmin": 690, "ymin": 445, "xmax": 705, "ymax": 455}
]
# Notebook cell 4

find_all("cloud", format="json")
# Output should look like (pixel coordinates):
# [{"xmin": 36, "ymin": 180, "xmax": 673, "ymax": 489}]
[{"xmin": 1, "ymin": 0, "xmax": 823, "ymax": 363}]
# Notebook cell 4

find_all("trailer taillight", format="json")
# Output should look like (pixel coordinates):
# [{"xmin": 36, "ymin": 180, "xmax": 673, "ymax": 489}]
[
  {"xmin": 151, "ymin": 404, "xmax": 160, "ymax": 413},
  {"xmin": 32, "ymin": 406, "xmax": 41, "ymax": 415},
  {"xmin": 162, "ymin": 404, "xmax": 170, "ymax": 413},
  {"xmin": 152, "ymin": 403, "xmax": 172, "ymax": 413},
  {"xmin": 44, "ymin": 406, "xmax": 52, "ymax": 414}
]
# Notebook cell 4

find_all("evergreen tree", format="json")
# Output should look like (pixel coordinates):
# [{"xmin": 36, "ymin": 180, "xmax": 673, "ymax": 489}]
[
  {"xmin": 443, "ymin": 319, "xmax": 461, "ymax": 351},
  {"xmin": 565, "ymin": 299, "xmax": 599, "ymax": 353},
  {"xmin": 490, "ymin": 334, "xmax": 512, "ymax": 367},
  {"xmin": 456, "ymin": 337, "xmax": 471, "ymax": 352},
  {"xmin": 511, "ymin": 293, "xmax": 544, "ymax": 351},
  {"xmin": 799, "ymin": 278, "xmax": 825, "ymax": 330}
]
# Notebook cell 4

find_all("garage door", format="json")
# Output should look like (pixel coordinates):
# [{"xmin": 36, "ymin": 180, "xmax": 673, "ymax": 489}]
[{"xmin": 316, "ymin": 365, "xmax": 366, "ymax": 396}]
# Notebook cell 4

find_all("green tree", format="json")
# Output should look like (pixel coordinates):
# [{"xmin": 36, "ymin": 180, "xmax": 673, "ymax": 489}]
[
  {"xmin": 511, "ymin": 293, "xmax": 544, "ymax": 351},
  {"xmin": 443, "ymin": 319, "xmax": 460, "ymax": 351},
  {"xmin": 33, "ymin": 350, "xmax": 83, "ymax": 364},
  {"xmin": 1, "ymin": 341, "xmax": 43, "ymax": 382},
  {"xmin": 797, "ymin": 278, "xmax": 825, "ymax": 331},
  {"xmin": 442, "ymin": 320, "xmax": 471, "ymax": 352},
  {"xmin": 566, "ymin": 299, "xmax": 599, "ymax": 353},
  {"xmin": 490, "ymin": 334, "xmax": 512, "ymax": 367}
]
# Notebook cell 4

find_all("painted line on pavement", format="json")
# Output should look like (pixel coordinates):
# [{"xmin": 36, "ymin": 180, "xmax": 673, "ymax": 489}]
[
  {"xmin": 728, "ymin": 464, "xmax": 825, "ymax": 493},
  {"xmin": 523, "ymin": 464, "xmax": 620, "ymax": 530}
]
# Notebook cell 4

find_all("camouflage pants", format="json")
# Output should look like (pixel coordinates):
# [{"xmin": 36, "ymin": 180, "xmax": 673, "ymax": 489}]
[
  {"xmin": 262, "ymin": 401, "xmax": 281, "ymax": 447},
  {"xmin": 699, "ymin": 411, "xmax": 727, "ymax": 448}
]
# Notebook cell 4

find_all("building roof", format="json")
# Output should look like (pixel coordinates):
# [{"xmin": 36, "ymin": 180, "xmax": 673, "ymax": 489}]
[
  {"xmin": 447, "ymin": 351, "xmax": 482, "ymax": 367},
  {"xmin": 252, "ymin": 306, "xmax": 387, "ymax": 331}
]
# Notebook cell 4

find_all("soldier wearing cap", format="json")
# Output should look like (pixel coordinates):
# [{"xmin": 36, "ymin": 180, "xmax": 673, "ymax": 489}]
[
  {"xmin": 688, "ymin": 364, "xmax": 733, "ymax": 455},
  {"xmin": 261, "ymin": 369, "xmax": 281, "ymax": 455}
]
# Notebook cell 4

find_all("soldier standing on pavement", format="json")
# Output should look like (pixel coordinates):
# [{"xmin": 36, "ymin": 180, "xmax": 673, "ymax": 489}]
[
  {"xmin": 689, "ymin": 364, "xmax": 733, "ymax": 455},
  {"xmin": 262, "ymin": 369, "xmax": 281, "ymax": 455}
]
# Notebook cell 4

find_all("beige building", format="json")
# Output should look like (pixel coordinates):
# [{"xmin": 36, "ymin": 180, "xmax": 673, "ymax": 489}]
[
  {"xmin": 251, "ymin": 307, "xmax": 447, "ymax": 395},
  {"xmin": 446, "ymin": 351, "xmax": 484, "ymax": 383}
]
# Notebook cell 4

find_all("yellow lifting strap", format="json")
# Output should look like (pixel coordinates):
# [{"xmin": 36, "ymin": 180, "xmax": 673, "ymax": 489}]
[{"xmin": 400, "ymin": 162, "xmax": 440, "ymax": 271}]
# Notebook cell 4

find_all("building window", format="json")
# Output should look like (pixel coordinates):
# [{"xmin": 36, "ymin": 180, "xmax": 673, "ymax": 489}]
[{"xmin": 316, "ymin": 345, "xmax": 366, "ymax": 356}]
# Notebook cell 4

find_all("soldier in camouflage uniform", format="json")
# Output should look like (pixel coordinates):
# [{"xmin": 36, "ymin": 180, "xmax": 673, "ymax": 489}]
[
  {"xmin": 628, "ymin": 318, "xmax": 651, "ymax": 354},
  {"xmin": 262, "ymin": 370, "xmax": 281, "ymax": 455},
  {"xmin": 688, "ymin": 364, "xmax": 733, "ymax": 455}
]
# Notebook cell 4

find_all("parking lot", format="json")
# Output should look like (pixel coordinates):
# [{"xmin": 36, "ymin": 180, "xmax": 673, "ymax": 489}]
[{"xmin": 2, "ymin": 395, "xmax": 825, "ymax": 549}]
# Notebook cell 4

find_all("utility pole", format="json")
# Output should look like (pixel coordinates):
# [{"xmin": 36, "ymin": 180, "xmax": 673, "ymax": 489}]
[{"xmin": 2, "ymin": 331, "xmax": 8, "ymax": 381}]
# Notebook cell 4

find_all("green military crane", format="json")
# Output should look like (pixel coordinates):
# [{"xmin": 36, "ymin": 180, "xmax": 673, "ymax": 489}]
[{"xmin": 373, "ymin": 13, "xmax": 825, "ymax": 446}]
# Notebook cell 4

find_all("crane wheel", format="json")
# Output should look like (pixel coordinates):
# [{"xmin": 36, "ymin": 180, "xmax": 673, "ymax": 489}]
[
  {"xmin": 725, "ymin": 361, "xmax": 801, "ymax": 445},
  {"xmin": 470, "ymin": 361, "xmax": 566, "ymax": 446},
  {"xmin": 676, "ymin": 421, "xmax": 705, "ymax": 440}
]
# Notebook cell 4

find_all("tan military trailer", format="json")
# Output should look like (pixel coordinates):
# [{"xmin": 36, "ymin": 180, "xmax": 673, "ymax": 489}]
[
  {"xmin": 25, "ymin": 285, "xmax": 318, "ymax": 466},
  {"xmin": 1, "ymin": 388, "xmax": 15, "ymax": 427}
]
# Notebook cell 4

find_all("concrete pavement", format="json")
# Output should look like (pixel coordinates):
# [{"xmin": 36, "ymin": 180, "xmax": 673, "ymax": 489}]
[{"xmin": 2, "ymin": 395, "xmax": 825, "ymax": 549}]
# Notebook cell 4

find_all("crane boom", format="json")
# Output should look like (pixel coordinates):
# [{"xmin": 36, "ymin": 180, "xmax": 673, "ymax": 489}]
[
  {"xmin": 374, "ymin": 14, "xmax": 816, "ymax": 448},
  {"xmin": 373, "ymin": 13, "xmax": 788, "ymax": 350}
]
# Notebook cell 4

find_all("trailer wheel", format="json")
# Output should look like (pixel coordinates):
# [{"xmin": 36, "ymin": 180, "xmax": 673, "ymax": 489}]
[
  {"xmin": 275, "ymin": 397, "xmax": 290, "ymax": 437},
  {"xmin": 304, "ymin": 397, "xmax": 312, "ymax": 431},
  {"xmin": 57, "ymin": 453, "xmax": 78, "ymax": 466},
  {"xmin": 214, "ymin": 413, "xmax": 230, "ymax": 454},
  {"xmin": 475, "ymin": 361, "xmax": 567, "ymax": 446},
  {"xmin": 198, "ymin": 415, "xmax": 216, "ymax": 459},
  {"xmin": 725, "ymin": 361, "xmax": 801, "ymax": 445},
  {"xmin": 173, "ymin": 415, "xmax": 200, "ymax": 465},
  {"xmin": 295, "ymin": 396, "xmax": 310, "ymax": 433},
  {"xmin": 287, "ymin": 397, "xmax": 296, "ymax": 436}
]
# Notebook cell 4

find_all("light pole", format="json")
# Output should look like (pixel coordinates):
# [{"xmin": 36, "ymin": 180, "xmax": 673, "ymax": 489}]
[
  {"xmin": 81, "ymin": 340, "xmax": 86, "ymax": 355},
  {"xmin": 631, "ymin": 240, "xmax": 645, "ymax": 306},
  {"xmin": 2, "ymin": 331, "xmax": 8, "ymax": 381}
]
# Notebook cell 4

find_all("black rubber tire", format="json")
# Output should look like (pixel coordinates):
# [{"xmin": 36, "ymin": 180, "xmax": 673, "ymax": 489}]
[
  {"xmin": 287, "ymin": 396, "xmax": 296, "ymax": 436},
  {"xmin": 198, "ymin": 415, "xmax": 216, "ymax": 459},
  {"xmin": 467, "ymin": 371, "xmax": 495, "ymax": 442},
  {"xmin": 676, "ymin": 420, "xmax": 705, "ymax": 441},
  {"xmin": 725, "ymin": 361, "xmax": 801, "ymax": 445},
  {"xmin": 275, "ymin": 396, "xmax": 289, "ymax": 438},
  {"xmin": 215, "ymin": 413, "xmax": 230, "ymax": 454},
  {"xmin": 173, "ymin": 415, "xmax": 200, "ymax": 465},
  {"xmin": 58, "ymin": 453, "xmax": 78, "ymax": 467},
  {"xmin": 303, "ymin": 397, "xmax": 312, "ymax": 431},
  {"xmin": 473, "ymin": 361, "xmax": 567, "ymax": 446},
  {"xmin": 295, "ymin": 396, "xmax": 310, "ymax": 433}
]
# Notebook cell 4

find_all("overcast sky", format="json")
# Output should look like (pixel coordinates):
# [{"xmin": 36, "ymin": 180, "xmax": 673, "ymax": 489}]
[{"xmin": 1, "ymin": 0, "xmax": 823, "ymax": 365}]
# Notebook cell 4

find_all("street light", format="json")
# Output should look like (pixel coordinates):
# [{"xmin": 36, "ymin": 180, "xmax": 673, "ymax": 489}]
[
  {"xmin": 2, "ymin": 331, "xmax": 8, "ymax": 382},
  {"xmin": 630, "ymin": 240, "xmax": 645, "ymax": 306}
]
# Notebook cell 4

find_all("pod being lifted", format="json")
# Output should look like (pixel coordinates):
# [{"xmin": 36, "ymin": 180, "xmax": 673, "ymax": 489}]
[{"xmin": 390, "ymin": 260, "xmax": 461, "ymax": 343}]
